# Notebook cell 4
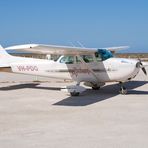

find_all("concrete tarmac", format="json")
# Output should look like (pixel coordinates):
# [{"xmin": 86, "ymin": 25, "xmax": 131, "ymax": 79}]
[{"xmin": 0, "ymin": 68, "xmax": 148, "ymax": 148}]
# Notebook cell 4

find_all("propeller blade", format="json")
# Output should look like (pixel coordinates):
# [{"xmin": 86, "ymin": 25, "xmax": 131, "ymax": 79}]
[
  {"xmin": 142, "ymin": 67, "xmax": 147, "ymax": 75},
  {"xmin": 139, "ymin": 60, "xmax": 147, "ymax": 75}
]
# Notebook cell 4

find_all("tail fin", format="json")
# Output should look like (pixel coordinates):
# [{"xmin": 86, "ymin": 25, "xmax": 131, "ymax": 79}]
[
  {"xmin": 0, "ymin": 45, "xmax": 12, "ymax": 69},
  {"xmin": 0, "ymin": 45, "xmax": 12, "ymax": 58}
]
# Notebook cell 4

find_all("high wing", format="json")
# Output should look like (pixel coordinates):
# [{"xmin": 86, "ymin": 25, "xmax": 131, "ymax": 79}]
[{"xmin": 6, "ymin": 44, "xmax": 129, "ymax": 55}]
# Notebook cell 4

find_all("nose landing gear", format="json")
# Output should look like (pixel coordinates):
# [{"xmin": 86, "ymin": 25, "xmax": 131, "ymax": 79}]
[{"xmin": 119, "ymin": 82, "xmax": 127, "ymax": 95}]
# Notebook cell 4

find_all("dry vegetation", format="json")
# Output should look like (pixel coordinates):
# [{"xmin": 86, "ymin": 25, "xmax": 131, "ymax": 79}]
[{"xmin": 116, "ymin": 53, "xmax": 148, "ymax": 61}]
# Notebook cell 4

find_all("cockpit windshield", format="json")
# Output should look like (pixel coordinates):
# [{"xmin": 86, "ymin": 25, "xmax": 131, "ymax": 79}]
[{"xmin": 97, "ymin": 49, "xmax": 113, "ymax": 61}]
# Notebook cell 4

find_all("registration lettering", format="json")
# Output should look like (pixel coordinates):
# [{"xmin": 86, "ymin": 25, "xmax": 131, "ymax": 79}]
[{"xmin": 17, "ymin": 66, "xmax": 38, "ymax": 72}]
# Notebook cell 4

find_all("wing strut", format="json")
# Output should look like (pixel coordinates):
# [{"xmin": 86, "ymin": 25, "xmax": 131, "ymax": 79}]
[{"xmin": 76, "ymin": 55, "xmax": 100, "ymax": 82}]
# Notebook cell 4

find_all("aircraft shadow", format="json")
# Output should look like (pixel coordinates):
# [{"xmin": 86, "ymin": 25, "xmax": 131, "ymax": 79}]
[
  {"xmin": 0, "ymin": 83, "xmax": 61, "ymax": 91},
  {"xmin": 0, "ymin": 81, "xmax": 147, "ymax": 106},
  {"xmin": 54, "ymin": 81, "xmax": 148, "ymax": 106}
]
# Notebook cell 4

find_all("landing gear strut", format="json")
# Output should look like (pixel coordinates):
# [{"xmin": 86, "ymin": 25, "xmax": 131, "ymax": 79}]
[{"xmin": 119, "ymin": 82, "xmax": 127, "ymax": 95}]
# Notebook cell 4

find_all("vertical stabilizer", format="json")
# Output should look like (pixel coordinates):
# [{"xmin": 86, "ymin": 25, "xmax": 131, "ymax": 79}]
[
  {"xmin": 0, "ymin": 45, "xmax": 11, "ymax": 58},
  {"xmin": 0, "ymin": 45, "xmax": 13, "ymax": 69}
]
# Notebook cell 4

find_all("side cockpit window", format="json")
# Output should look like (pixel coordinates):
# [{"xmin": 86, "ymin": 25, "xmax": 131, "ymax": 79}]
[
  {"xmin": 82, "ymin": 55, "xmax": 94, "ymax": 63},
  {"xmin": 76, "ymin": 55, "xmax": 94, "ymax": 63},
  {"xmin": 95, "ymin": 52, "xmax": 102, "ymax": 62},
  {"xmin": 60, "ymin": 56, "xmax": 74, "ymax": 64}
]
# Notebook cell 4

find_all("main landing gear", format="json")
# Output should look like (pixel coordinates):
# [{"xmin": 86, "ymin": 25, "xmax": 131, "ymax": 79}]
[
  {"xmin": 83, "ymin": 82, "xmax": 104, "ymax": 90},
  {"xmin": 69, "ymin": 83, "xmax": 86, "ymax": 96},
  {"xmin": 119, "ymin": 82, "xmax": 127, "ymax": 95},
  {"xmin": 70, "ymin": 91, "xmax": 80, "ymax": 96},
  {"xmin": 61, "ymin": 83, "xmax": 86, "ymax": 96},
  {"xmin": 92, "ymin": 85, "xmax": 100, "ymax": 90}
]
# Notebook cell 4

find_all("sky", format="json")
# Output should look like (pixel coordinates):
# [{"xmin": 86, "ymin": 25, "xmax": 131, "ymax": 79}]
[{"xmin": 0, "ymin": 0, "xmax": 148, "ymax": 52}]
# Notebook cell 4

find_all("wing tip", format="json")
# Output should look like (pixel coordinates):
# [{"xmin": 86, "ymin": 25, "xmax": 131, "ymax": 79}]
[{"xmin": 5, "ymin": 44, "xmax": 39, "ymax": 50}]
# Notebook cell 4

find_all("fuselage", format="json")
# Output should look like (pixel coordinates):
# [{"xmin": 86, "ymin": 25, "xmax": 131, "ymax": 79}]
[{"xmin": 6, "ymin": 54, "xmax": 140, "ymax": 84}]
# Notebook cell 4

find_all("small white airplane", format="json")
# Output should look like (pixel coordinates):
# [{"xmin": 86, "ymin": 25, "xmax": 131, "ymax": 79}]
[{"xmin": 0, "ymin": 44, "xmax": 147, "ymax": 96}]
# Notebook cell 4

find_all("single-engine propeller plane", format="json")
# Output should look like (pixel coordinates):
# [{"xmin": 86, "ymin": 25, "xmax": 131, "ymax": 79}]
[{"xmin": 0, "ymin": 44, "xmax": 147, "ymax": 96}]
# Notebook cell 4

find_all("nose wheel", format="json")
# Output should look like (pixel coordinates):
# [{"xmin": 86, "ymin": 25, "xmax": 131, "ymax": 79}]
[{"xmin": 119, "ymin": 83, "xmax": 127, "ymax": 95}]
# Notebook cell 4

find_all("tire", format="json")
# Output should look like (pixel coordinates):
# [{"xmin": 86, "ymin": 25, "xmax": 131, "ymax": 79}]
[
  {"xmin": 70, "ymin": 92, "xmax": 80, "ymax": 96},
  {"xmin": 119, "ymin": 87, "xmax": 127, "ymax": 95},
  {"xmin": 92, "ymin": 86, "xmax": 100, "ymax": 90}
]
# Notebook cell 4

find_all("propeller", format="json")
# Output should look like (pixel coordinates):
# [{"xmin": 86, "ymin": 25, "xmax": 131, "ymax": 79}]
[{"xmin": 137, "ymin": 59, "xmax": 147, "ymax": 75}]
